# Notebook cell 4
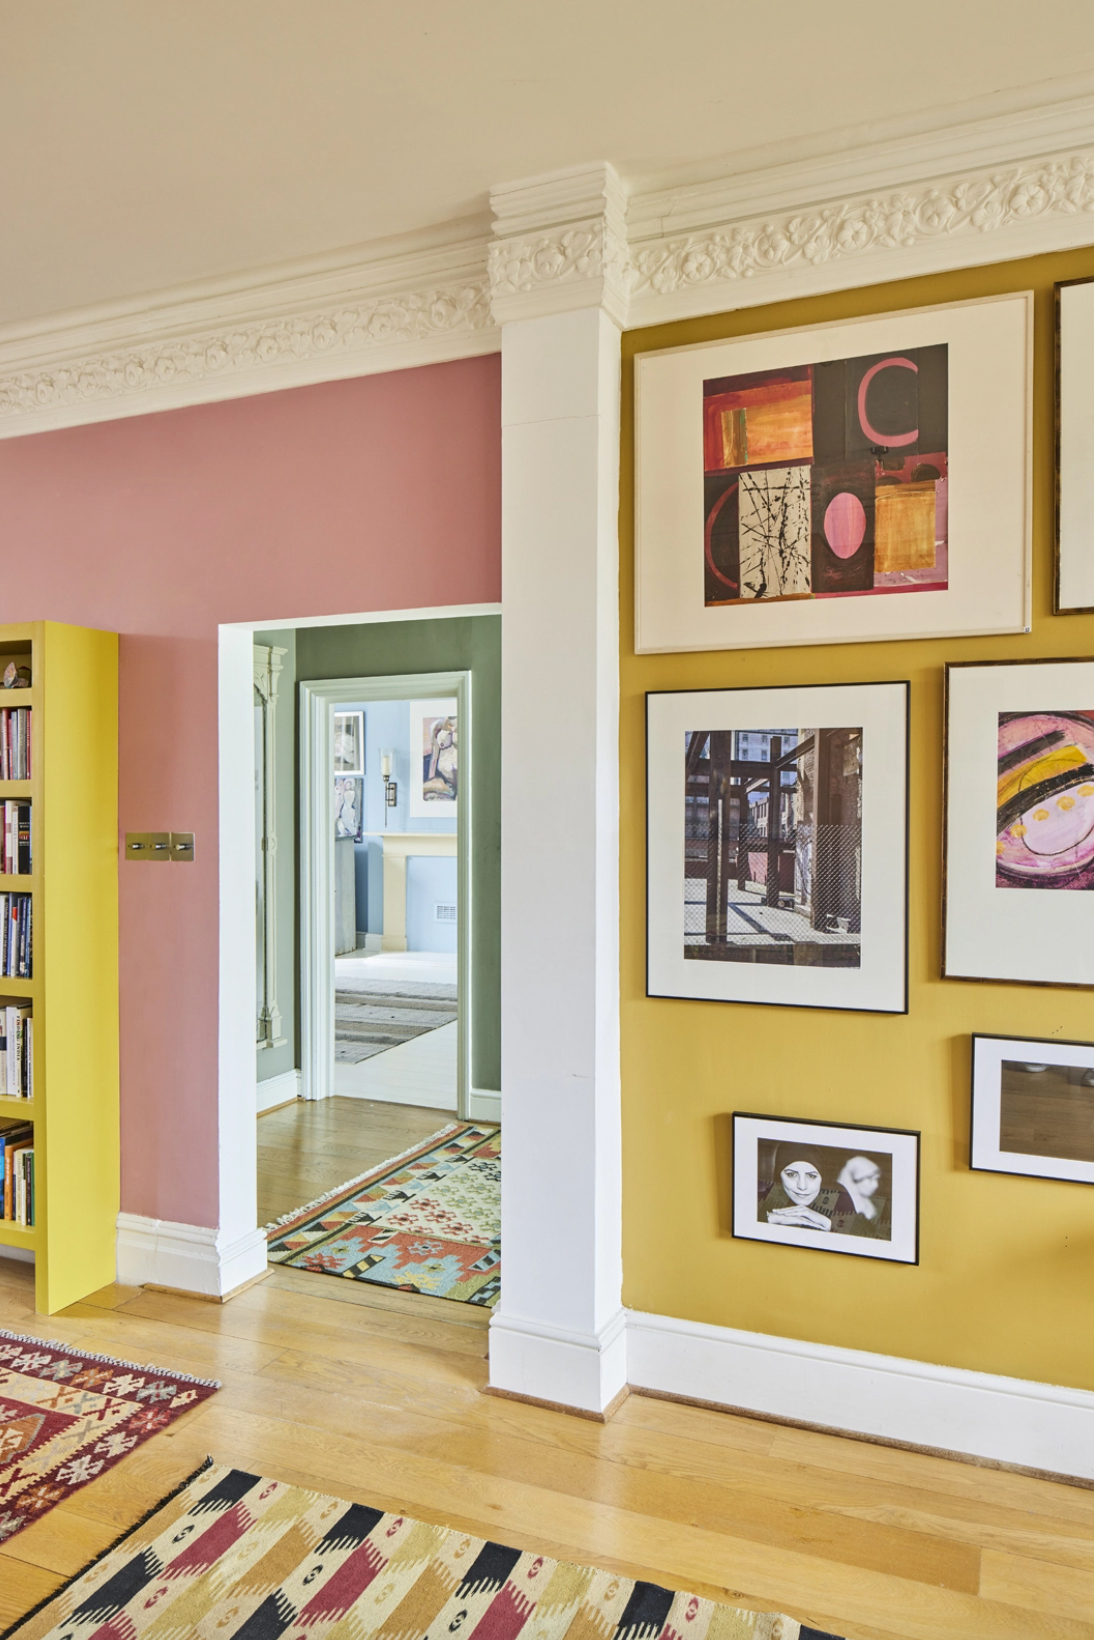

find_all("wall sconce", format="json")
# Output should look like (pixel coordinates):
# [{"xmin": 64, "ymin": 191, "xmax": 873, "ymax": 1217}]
[{"xmin": 380, "ymin": 750, "xmax": 398, "ymax": 823}]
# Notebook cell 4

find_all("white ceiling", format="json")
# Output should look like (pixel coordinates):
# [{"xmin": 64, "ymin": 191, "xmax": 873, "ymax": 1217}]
[{"xmin": 5, "ymin": 0, "xmax": 1094, "ymax": 327}]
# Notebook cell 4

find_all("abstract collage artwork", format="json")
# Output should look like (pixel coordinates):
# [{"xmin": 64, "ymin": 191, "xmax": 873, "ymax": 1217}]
[
  {"xmin": 996, "ymin": 711, "xmax": 1094, "ymax": 890},
  {"xmin": 703, "ymin": 348, "xmax": 948, "ymax": 607}
]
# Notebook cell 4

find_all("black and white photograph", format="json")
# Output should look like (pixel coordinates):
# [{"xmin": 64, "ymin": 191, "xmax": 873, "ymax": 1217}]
[
  {"xmin": 648, "ymin": 682, "xmax": 908, "ymax": 1013},
  {"xmin": 733, "ymin": 1113, "xmax": 920, "ymax": 1263},
  {"xmin": 971, "ymin": 1034, "xmax": 1094, "ymax": 1185}
]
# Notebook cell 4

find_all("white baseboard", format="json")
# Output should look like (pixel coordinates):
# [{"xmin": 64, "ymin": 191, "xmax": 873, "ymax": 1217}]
[
  {"xmin": 116, "ymin": 1213, "xmax": 268, "ymax": 1299},
  {"xmin": 489, "ymin": 1307, "xmax": 627, "ymax": 1415},
  {"xmin": 626, "ymin": 1310, "xmax": 1094, "ymax": 1482},
  {"xmin": 257, "ymin": 1067, "xmax": 301, "ymax": 1114},
  {"xmin": 357, "ymin": 933, "xmax": 382, "ymax": 953},
  {"xmin": 0, "ymin": 1245, "xmax": 33, "ymax": 1264},
  {"xmin": 468, "ymin": 1087, "xmax": 501, "ymax": 1122}
]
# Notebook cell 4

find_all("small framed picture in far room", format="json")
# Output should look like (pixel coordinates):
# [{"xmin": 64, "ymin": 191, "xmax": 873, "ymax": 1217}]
[
  {"xmin": 733, "ymin": 1113, "xmax": 920, "ymax": 1264},
  {"xmin": 971, "ymin": 1034, "xmax": 1094, "ymax": 1185}
]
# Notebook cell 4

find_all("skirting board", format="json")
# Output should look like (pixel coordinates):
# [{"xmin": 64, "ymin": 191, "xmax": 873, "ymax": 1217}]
[
  {"xmin": 626, "ymin": 1310, "xmax": 1094, "ymax": 1484},
  {"xmin": 257, "ymin": 1066, "xmax": 301, "ymax": 1115},
  {"xmin": 488, "ymin": 1308, "xmax": 628, "ymax": 1415},
  {"xmin": 0, "ymin": 1245, "xmax": 33, "ymax": 1264},
  {"xmin": 116, "ymin": 1213, "xmax": 268, "ymax": 1299},
  {"xmin": 468, "ymin": 1087, "xmax": 501, "ymax": 1123}
]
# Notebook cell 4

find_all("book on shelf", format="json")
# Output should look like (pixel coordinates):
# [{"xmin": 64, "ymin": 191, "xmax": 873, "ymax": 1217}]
[
  {"xmin": 0, "ymin": 708, "xmax": 31, "ymax": 781},
  {"xmin": 2, "ymin": 801, "xmax": 30, "ymax": 875},
  {"xmin": 0, "ymin": 894, "xmax": 32, "ymax": 978},
  {"xmin": 1, "ymin": 1120, "xmax": 32, "ymax": 1223},
  {"xmin": 0, "ymin": 1005, "xmax": 32, "ymax": 1098}
]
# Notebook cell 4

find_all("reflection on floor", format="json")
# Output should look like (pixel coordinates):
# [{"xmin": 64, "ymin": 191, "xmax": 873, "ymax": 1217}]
[
  {"xmin": 334, "ymin": 949, "xmax": 458, "ymax": 1109},
  {"xmin": 257, "ymin": 1095, "xmax": 451, "ymax": 1229}
]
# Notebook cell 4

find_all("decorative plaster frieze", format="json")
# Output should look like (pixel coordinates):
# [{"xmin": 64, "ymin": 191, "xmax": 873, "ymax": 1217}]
[
  {"xmin": 488, "ymin": 163, "xmax": 629, "ymax": 326},
  {"xmin": 626, "ymin": 148, "xmax": 1094, "ymax": 326},
  {"xmin": 0, "ymin": 247, "xmax": 497, "ymax": 439}
]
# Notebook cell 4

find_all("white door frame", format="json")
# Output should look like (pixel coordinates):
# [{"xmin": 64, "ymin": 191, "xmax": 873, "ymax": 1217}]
[
  {"xmin": 299, "ymin": 669, "xmax": 473, "ymax": 1113},
  {"xmin": 214, "ymin": 602, "xmax": 498, "ymax": 1294}
]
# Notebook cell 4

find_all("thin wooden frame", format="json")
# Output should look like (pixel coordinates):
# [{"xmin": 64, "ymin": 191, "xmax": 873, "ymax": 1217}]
[
  {"xmin": 732, "ymin": 1111, "xmax": 921, "ymax": 1265},
  {"xmin": 971, "ymin": 1032, "xmax": 1094, "ymax": 1185},
  {"xmin": 943, "ymin": 656, "xmax": 1094, "ymax": 989}
]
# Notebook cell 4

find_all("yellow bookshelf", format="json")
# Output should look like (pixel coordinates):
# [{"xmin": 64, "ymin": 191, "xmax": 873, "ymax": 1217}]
[{"xmin": 0, "ymin": 622, "xmax": 118, "ymax": 1313}]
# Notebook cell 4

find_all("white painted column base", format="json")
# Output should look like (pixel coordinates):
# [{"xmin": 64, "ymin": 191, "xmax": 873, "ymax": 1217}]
[
  {"xmin": 627, "ymin": 1310, "xmax": 1094, "ymax": 1482},
  {"xmin": 489, "ymin": 1307, "xmax": 627, "ymax": 1415},
  {"xmin": 116, "ymin": 1214, "xmax": 267, "ymax": 1298}
]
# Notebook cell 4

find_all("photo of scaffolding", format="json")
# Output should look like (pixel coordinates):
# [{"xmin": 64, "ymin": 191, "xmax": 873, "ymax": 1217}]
[{"xmin": 683, "ymin": 727, "xmax": 863, "ymax": 966}]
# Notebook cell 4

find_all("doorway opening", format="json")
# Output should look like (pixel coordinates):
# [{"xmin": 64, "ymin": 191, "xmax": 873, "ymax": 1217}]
[{"xmin": 230, "ymin": 612, "xmax": 501, "ymax": 1314}]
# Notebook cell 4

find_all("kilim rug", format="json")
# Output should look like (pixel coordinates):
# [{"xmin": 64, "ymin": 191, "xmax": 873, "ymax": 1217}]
[
  {"xmin": 0, "ymin": 1459, "xmax": 804, "ymax": 1640},
  {"xmin": 335, "ymin": 980, "xmax": 457, "ymax": 1065},
  {"xmin": 266, "ymin": 1121, "xmax": 501, "ymax": 1307},
  {"xmin": 0, "ymin": 1331, "xmax": 219, "ymax": 1545}
]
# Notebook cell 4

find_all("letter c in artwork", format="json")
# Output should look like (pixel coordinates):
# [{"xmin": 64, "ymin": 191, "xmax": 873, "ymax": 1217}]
[{"xmin": 857, "ymin": 355, "xmax": 918, "ymax": 447}]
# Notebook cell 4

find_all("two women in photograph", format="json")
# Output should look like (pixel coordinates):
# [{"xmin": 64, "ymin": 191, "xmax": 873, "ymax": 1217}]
[{"xmin": 761, "ymin": 1144, "xmax": 891, "ymax": 1239}]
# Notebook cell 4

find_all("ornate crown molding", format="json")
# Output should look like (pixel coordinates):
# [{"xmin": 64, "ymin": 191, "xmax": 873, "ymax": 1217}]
[
  {"xmin": 625, "ymin": 147, "xmax": 1094, "ymax": 328},
  {"xmin": 4, "ymin": 79, "xmax": 1094, "ymax": 440},
  {"xmin": 0, "ymin": 231, "xmax": 498, "ymax": 440},
  {"xmin": 488, "ymin": 163, "xmax": 629, "ymax": 327}
]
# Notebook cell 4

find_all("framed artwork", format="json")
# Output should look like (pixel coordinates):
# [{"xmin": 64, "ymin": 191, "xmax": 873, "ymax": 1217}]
[
  {"xmin": 647, "ymin": 680, "xmax": 909, "ymax": 1013},
  {"xmin": 334, "ymin": 775, "xmax": 363, "ymax": 842},
  {"xmin": 333, "ymin": 711, "xmax": 364, "ymax": 775},
  {"xmin": 944, "ymin": 658, "xmax": 1094, "ymax": 987},
  {"xmin": 409, "ymin": 698, "xmax": 457, "ymax": 819},
  {"xmin": 971, "ymin": 1033, "xmax": 1094, "ymax": 1185},
  {"xmin": 1056, "ymin": 277, "xmax": 1094, "ymax": 612},
  {"xmin": 733, "ymin": 1113, "xmax": 920, "ymax": 1264},
  {"xmin": 635, "ymin": 294, "xmax": 1032, "ymax": 653}
]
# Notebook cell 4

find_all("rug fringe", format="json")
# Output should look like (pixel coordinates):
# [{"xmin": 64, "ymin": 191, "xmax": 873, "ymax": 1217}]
[
  {"xmin": 263, "ymin": 1120, "xmax": 464, "ymax": 1234},
  {"xmin": 0, "ymin": 1456, "xmax": 217, "ymax": 1640},
  {"xmin": 0, "ymin": 1329, "xmax": 221, "ymax": 1388}
]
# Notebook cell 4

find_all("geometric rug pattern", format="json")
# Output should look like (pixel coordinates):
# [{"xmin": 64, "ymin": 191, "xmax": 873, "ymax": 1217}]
[
  {"xmin": 266, "ymin": 1122, "xmax": 501, "ymax": 1307},
  {"xmin": 0, "ymin": 1459, "xmax": 802, "ymax": 1640},
  {"xmin": 0, "ymin": 1332, "xmax": 219, "ymax": 1545}
]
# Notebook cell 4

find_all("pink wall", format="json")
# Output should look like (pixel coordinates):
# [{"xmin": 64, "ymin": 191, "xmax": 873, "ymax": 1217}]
[{"xmin": 0, "ymin": 356, "xmax": 501, "ymax": 1226}]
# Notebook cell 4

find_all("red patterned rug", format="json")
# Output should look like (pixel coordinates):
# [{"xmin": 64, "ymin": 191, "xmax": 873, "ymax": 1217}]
[
  {"xmin": 0, "ymin": 1331, "xmax": 219, "ymax": 1543},
  {"xmin": 266, "ymin": 1121, "xmax": 501, "ymax": 1307},
  {"xmin": 1, "ymin": 1459, "xmax": 802, "ymax": 1640}
]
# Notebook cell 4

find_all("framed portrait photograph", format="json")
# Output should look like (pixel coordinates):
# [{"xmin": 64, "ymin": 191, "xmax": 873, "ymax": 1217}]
[
  {"xmin": 635, "ymin": 293, "xmax": 1032, "ymax": 653},
  {"xmin": 409, "ymin": 698, "xmax": 457, "ymax": 819},
  {"xmin": 733, "ymin": 1113, "xmax": 920, "ymax": 1264},
  {"xmin": 333, "ymin": 710, "xmax": 364, "ymax": 776},
  {"xmin": 971, "ymin": 1033, "xmax": 1094, "ymax": 1185},
  {"xmin": 647, "ymin": 680, "xmax": 909, "ymax": 1013},
  {"xmin": 1055, "ymin": 277, "xmax": 1094, "ymax": 613},
  {"xmin": 944, "ymin": 658, "xmax": 1094, "ymax": 987}
]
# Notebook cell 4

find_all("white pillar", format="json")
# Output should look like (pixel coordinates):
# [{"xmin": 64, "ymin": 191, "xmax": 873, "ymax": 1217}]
[{"xmin": 488, "ymin": 165, "xmax": 627, "ymax": 1413}]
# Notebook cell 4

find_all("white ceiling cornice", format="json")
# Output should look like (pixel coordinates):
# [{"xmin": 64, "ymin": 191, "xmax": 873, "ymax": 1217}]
[{"xmin": 4, "ymin": 78, "xmax": 1094, "ymax": 440}]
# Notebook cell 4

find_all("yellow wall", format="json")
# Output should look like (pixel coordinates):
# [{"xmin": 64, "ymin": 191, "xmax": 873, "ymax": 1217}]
[{"xmin": 621, "ymin": 246, "xmax": 1094, "ymax": 1393}]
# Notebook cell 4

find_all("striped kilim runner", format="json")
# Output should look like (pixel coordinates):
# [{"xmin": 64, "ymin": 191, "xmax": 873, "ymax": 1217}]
[{"xmin": 2, "ymin": 1460, "xmax": 802, "ymax": 1640}]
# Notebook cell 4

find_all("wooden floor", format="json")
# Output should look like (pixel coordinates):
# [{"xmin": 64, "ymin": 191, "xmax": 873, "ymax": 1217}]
[
  {"xmin": 3, "ymin": 1260, "xmax": 1094, "ymax": 1640},
  {"xmin": 257, "ymin": 1095, "xmax": 451, "ymax": 1226}
]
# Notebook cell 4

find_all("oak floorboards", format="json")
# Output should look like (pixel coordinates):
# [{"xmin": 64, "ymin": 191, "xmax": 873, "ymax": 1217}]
[
  {"xmin": 257, "ymin": 1095, "xmax": 452, "ymax": 1228},
  {"xmin": 2, "ymin": 1262, "xmax": 1094, "ymax": 1639}
]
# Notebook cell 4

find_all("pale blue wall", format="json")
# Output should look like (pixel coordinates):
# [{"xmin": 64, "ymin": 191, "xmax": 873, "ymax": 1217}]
[
  {"xmin": 406, "ymin": 856, "xmax": 458, "ymax": 953},
  {"xmin": 336, "ymin": 697, "xmax": 457, "ymax": 950}
]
